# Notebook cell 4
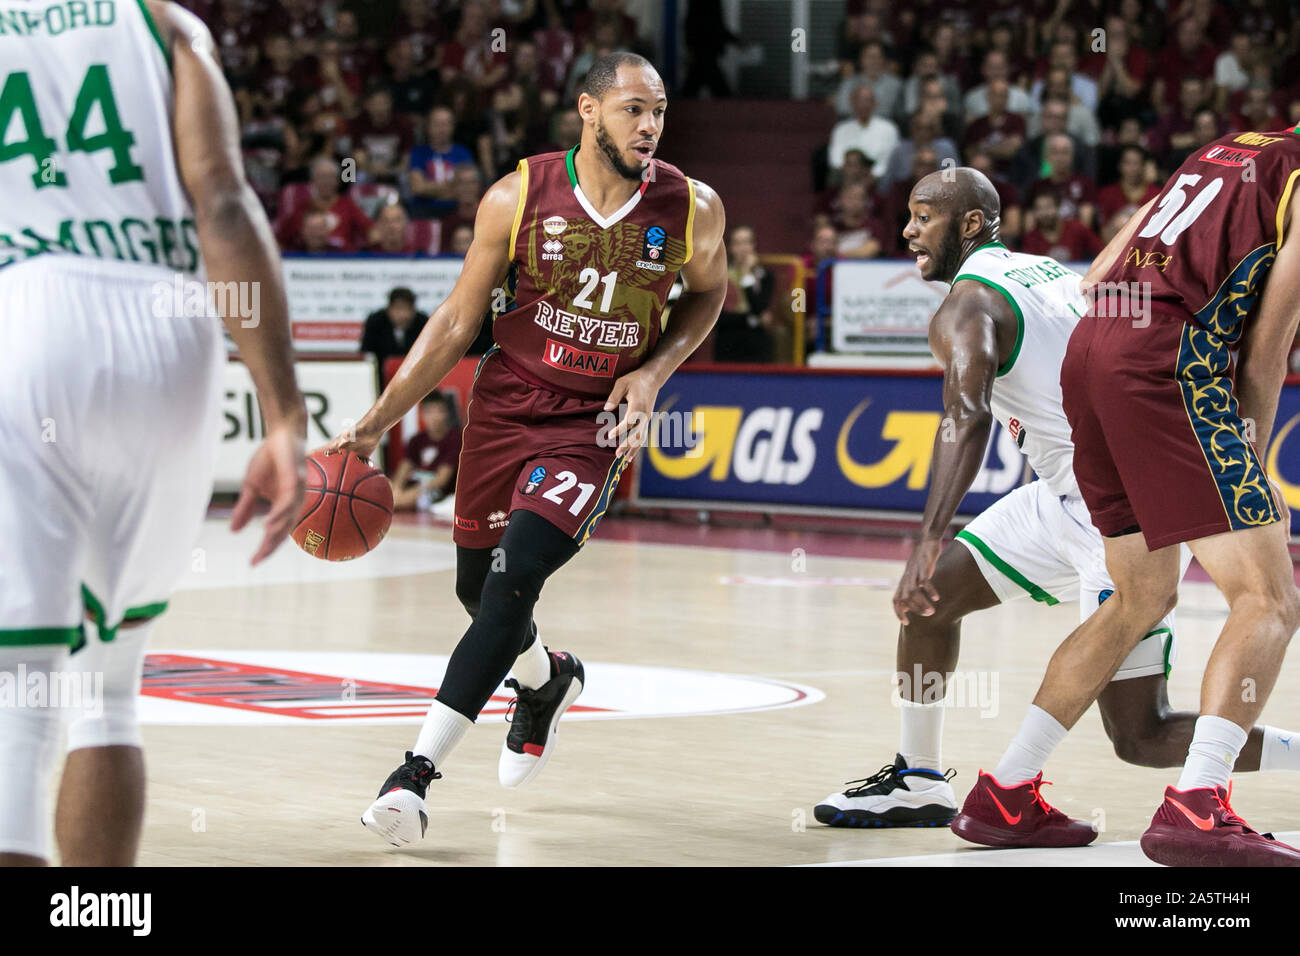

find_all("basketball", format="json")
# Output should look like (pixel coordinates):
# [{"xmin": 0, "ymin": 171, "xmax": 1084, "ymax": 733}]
[{"xmin": 292, "ymin": 451, "xmax": 394, "ymax": 561}]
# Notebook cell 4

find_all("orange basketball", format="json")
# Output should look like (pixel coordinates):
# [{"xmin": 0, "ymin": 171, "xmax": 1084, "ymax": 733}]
[{"xmin": 292, "ymin": 451, "xmax": 394, "ymax": 561}]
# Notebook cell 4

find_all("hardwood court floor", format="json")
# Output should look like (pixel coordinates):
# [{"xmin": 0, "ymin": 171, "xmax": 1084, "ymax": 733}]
[{"xmin": 81, "ymin": 513, "xmax": 1300, "ymax": 867}]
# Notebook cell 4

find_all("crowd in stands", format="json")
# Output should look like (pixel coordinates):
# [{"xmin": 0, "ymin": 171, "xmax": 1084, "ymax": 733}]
[
  {"xmin": 183, "ymin": 0, "xmax": 653, "ymax": 256},
  {"xmin": 816, "ymin": 0, "xmax": 1300, "ymax": 263}
]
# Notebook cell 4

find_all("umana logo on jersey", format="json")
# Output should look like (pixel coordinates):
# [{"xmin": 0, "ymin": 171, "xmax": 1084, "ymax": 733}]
[{"xmin": 543, "ymin": 338, "xmax": 616, "ymax": 378}]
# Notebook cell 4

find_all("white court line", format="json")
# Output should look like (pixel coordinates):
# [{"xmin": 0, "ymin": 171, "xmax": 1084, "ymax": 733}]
[{"xmin": 799, "ymin": 831, "xmax": 1300, "ymax": 867}]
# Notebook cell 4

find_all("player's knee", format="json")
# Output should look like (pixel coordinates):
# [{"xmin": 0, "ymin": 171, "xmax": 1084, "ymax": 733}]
[
  {"xmin": 1109, "ymin": 726, "xmax": 1165, "ymax": 767},
  {"xmin": 66, "ymin": 693, "xmax": 142, "ymax": 751},
  {"xmin": 454, "ymin": 573, "xmax": 483, "ymax": 619},
  {"xmin": 1230, "ymin": 587, "xmax": 1300, "ymax": 643},
  {"xmin": 1112, "ymin": 584, "xmax": 1177, "ymax": 632}
]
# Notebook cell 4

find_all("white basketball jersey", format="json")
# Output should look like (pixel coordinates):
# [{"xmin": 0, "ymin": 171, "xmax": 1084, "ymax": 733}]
[
  {"xmin": 0, "ymin": 0, "xmax": 197, "ymax": 274},
  {"xmin": 951, "ymin": 243, "xmax": 1086, "ymax": 499}
]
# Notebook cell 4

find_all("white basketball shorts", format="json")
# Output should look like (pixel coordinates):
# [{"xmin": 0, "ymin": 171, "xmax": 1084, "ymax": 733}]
[
  {"xmin": 0, "ymin": 254, "xmax": 221, "ymax": 651},
  {"xmin": 955, "ymin": 480, "xmax": 1191, "ymax": 680}
]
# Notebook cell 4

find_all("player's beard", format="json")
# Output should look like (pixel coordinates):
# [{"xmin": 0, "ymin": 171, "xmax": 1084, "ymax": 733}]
[
  {"xmin": 932, "ymin": 215, "xmax": 965, "ymax": 283},
  {"xmin": 594, "ymin": 117, "xmax": 646, "ymax": 181}
]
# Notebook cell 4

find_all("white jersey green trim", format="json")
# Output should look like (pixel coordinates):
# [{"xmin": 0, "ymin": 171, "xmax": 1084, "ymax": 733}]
[
  {"xmin": 0, "ymin": 0, "xmax": 196, "ymax": 274},
  {"xmin": 948, "ymin": 244, "xmax": 1087, "ymax": 499}
]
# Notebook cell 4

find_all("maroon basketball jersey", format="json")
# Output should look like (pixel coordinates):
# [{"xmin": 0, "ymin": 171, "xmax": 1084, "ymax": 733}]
[
  {"xmin": 1101, "ymin": 128, "xmax": 1300, "ymax": 344},
  {"xmin": 494, "ymin": 145, "xmax": 697, "ymax": 396}
]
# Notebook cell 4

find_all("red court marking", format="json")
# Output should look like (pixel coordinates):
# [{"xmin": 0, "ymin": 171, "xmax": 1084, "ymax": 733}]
[{"xmin": 140, "ymin": 654, "xmax": 612, "ymax": 720}]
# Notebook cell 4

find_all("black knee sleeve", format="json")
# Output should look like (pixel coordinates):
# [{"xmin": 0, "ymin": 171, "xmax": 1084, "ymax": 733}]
[
  {"xmin": 455, "ymin": 545, "xmax": 495, "ymax": 619},
  {"xmin": 436, "ymin": 511, "xmax": 580, "ymax": 719}
]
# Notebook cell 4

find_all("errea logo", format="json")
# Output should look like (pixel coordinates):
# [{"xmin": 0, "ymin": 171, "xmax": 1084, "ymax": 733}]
[{"xmin": 488, "ymin": 511, "xmax": 510, "ymax": 529}]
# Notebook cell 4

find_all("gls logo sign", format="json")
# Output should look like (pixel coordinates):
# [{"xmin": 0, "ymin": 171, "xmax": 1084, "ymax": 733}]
[
  {"xmin": 648, "ymin": 400, "xmax": 1024, "ymax": 494},
  {"xmin": 649, "ymin": 406, "xmax": 821, "ymax": 485}
]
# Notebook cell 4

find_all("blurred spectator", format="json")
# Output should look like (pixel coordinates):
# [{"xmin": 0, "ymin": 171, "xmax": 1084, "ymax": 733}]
[
  {"xmin": 450, "ymin": 223, "xmax": 475, "ymax": 257},
  {"xmin": 438, "ymin": 167, "xmax": 487, "ymax": 239},
  {"xmin": 436, "ymin": 0, "xmax": 510, "ymax": 95},
  {"xmin": 348, "ymin": 88, "xmax": 416, "ymax": 183},
  {"xmin": 819, "ymin": 149, "xmax": 874, "ymax": 214},
  {"xmin": 385, "ymin": 39, "xmax": 437, "ymax": 118},
  {"xmin": 254, "ymin": 34, "xmax": 313, "ymax": 115},
  {"xmin": 1096, "ymin": 115, "xmax": 1154, "ymax": 185},
  {"xmin": 901, "ymin": 48, "xmax": 963, "ymax": 119},
  {"xmin": 1020, "ymin": 192, "xmax": 1102, "ymax": 261},
  {"xmin": 963, "ymin": 49, "xmax": 1034, "ymax": 120},
  {"xmin": 1168, "ymin": 107, "xmax": 1224, "ymax": 167},
  {"xmin": 1012, "ymin": 96, "xmax": 1095, "ymax": 192},
  {"xmin": 367, "ymin": 203, "xmax": 429, "ymax": 255},
  {"xmin": 715, "ymin": 226, "xmax": 775, "ymax": 363},
  {"xmin": 982, "ymin": 20, "xmax": 1032, "ymax": 85},
  {"xmin": 275, "ymin": 156, "xmax": 373, "ymax": 251},
  {"xmin": 930, "ymin": 22, "xmax": 969, "ymax": 88},
  {"xmin": 963, "ymin": 78, "xmax": 1026, "ymax": 177},
  {"xmin": 1151, "ymin": 17, "xmax": 1218, "ymax": 113},
  {"xmin": 408, "ymin": 106, "xmax": 476, "ymax": 220},
  {"xmin": 287, "ymin": 209, "xmax": 339, "ymax": 254},
  {"xmin": 1026, "ymin": 133, "xmax": 1098, "ymax": 231},
  {"xmin": 967, "ymin": 147, "xmax": 1023, "ymax": 244},
  {"xmin": 832, "ymin": 183, "xmax": 888, "ymax": 259},
  {"xmin": 1029, "ymin": 69, "xmax": 1101, "ymax": 147},
  {"xmin": 682, "ymin": 0, "xmax": 740, "ymax": 97},
  {"xmin": 485, "ymin": 64, "xmax": 549, "ymax": 178},
  {"xmin": 392, "ymin": 393, "xmax": 462, "ymax": 512},
  {"xmin": 1234, "ymin": 82, "xmax": 1285, "ymax": 130},
  {"xmin": 916, "ymin": 74, "xmax": 964, "ymax": 144},
  {"xmin": 835, "ymin": 41, "xmax": 903, "ymax": 123},
  {"xmin": 880, "ymin": 113, "xmax": 959, "ymax": 192},
  {"xmin": 801, "ymin": 222, "xmax": 839, "ymax": 345},
  {"xmin": 1096, "ymin": 145, "xmax": 1159, "ymax": 243},
  {"xmin": 538, "ymin": 108, "xmax": 583, "ymax": 154},
  {"xmin": 1031, "ymin": 39, "xmax": 1098, "ymax": 112},
  {"xmin": 566, "ymin": 21, "xmax": 622, "ymax": 102},
  {"xmin": 393, "ymin": 0, "xmax": 442, "ymax": 67},
  {"xmin": 361, "ymin": 288, "xmax": 430, "ymax": 366},
  {"xmin": 574, "ymin": 0, "xmax": 641, "ymax": 49},
  {"xmin": 1214, "ymin": 31, "xmax": 1254, "ymax": 105},
  {"xmin": 509, "ymin": 39, "xmax": 560, "ymax": 115},
  {"xmin": 315, "ymin": 37, "xmax": 362, "ymax": 113},
  {"xmin": 533, "ymin": 6, "xmax": 578, "ymax": 95},
  {"xmin": 1152, "ymin": 75, "xmax": 1211, "ymax": 165},
  {"xmin": 828, "ymin": 86, "xmax": 900, "ymax": 179},
  {"xmin": 1096, "ymin": 14, "xmax": 1150, "ymax": 129}
]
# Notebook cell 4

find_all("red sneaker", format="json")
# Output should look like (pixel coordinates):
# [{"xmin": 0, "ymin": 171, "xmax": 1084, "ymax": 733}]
[
  {"xmin": 1140, "ymin": 784, "xmax": 1300, "ymax": 867},
  {"xmin": 950, "ymin": 771, "xmax": 1097, "ymax": 848}
]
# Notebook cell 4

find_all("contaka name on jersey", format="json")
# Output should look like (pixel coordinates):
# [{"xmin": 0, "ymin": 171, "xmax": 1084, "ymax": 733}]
[{"xmin": 213, "ymin": 359, "xmax": 377, "ymax": 491}]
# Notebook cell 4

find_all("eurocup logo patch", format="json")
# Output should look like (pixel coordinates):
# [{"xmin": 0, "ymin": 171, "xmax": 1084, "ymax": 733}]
[
  {"xmin": 522, "ymin": 466, "xmax": 546, "ymax": 495},
  {"xmin": 643, "ymin": 225, "xmax": 665, "ymax": 261}
]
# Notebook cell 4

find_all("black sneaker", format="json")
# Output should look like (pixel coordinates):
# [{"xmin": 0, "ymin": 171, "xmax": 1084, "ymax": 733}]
[
  {"xmin": 361, "ymin": 751, "xmax": 441, "ymax": 846},
  {"xmin": 498, "ymin": 650, "xmax": 585, "ymax": 788},
  {"xmin": 814, "ymin": 754, "xmax": 957, "ymax": 828}
]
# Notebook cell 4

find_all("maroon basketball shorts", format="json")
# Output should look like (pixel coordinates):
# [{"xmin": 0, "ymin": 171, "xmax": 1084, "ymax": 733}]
[
  {"xmin": 1060, "ymin": 306, "xmax": 1281, "ymax": 551},
  {"xmin": 452, "ymin": 347, "xmax": 630, "ymax": 549}
]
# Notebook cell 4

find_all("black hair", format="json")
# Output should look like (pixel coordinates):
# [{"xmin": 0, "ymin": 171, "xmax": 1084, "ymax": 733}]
[{"xmin": 582, "ymin": 51, "xmax": 656, "ymax": 100}]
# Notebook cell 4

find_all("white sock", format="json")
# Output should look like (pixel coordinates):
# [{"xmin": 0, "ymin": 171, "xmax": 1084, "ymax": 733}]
[
  {"xmin": 511, "ymin": 634, "xmax": 551, "ymax": 690},
  {"xmin": 1177, "ymin": 715, "xmax": 1248, "ymax": 790},
  {"xmin": 413, "ymin": 700, "xmax": 472, "ymax": 767},
  {"xmin": 992, "ymin": 705, "xmax": 1068, "ymax": 786},
  {"xmin": 1260, "ymin": 725, "xmax": 1300, "ymax": 772},
  {"xmin": 898, "ymin": 696, "xmax": 945, "ymax": 772}
]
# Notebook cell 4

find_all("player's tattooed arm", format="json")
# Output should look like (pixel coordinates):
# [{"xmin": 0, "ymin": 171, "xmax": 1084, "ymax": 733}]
[
  {"xmin": 1237, "ymin": 189, "xmax": 1300, "ymax": 456},
  {"xmin": 602, "ymin": 179, "xmax": 727, "ymax": 457},
  {"xmin": 1082, "ymin": 196, "xmax": 1156, "ymax": 292},
  {"xmin": 893, "ymin": 283, "xmax": 1003, "ymax": 624},
  {"xmin": 334, "ymin": 171, "xmax": 520, "ymax": 458}
]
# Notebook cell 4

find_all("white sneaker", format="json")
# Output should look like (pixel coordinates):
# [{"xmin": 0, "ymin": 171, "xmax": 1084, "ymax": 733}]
[
  {"xmin": 361, "ymin": 752, "xmax": 439, "ymax": 846},
  {"xmin": 815, "ymin": 754, "xmax": 957, "ymax": 828},
  {"xmin": 498, "ymin": 650, "xmax": 585, "ymax": 788}
]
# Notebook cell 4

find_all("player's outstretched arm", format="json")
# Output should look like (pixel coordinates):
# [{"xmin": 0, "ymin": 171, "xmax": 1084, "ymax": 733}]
[
  {"xmin": 1082, "ymin": 196, "xmax": 1156, "ymax": 290},
  {"xmin": 329, "ymin": 172, "xmax": 519, "ymax": 460},
  {"xmin": 893, "ymin": 284, "xmax": 1002, "ymax": 624},
  {"xmin": 161, "ymin": 1, "xmax": 306, "ymax": 564},
  {"xmin": 602, "ymin": 180, "xmax": 727, "ymax": 457},
  {"xmin": 1237, "ymin": 190, "xmax": 1300, "ymax": 458}
]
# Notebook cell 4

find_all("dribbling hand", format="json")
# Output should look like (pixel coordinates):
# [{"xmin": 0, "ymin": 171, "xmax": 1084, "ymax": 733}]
[{"xmin": 231, "ymin": 422, "xmax": 307, "ymax": 566}]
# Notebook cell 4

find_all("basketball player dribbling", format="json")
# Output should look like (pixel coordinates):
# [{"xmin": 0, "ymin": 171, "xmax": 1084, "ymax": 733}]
[
  {"xmin": 0, "ymin": 0, "xmax": 306, "ymax": 866},
  {"xmin": 951, "ymin": 127, "xmax": 1300, "ymax": 866},
  {"xmin": 328, "ymin": 53, "xmax": 728, "ymax": 847},
  {"xmin": 815, "ymin": 168, "xmax": 1300, "ymax": 832}
]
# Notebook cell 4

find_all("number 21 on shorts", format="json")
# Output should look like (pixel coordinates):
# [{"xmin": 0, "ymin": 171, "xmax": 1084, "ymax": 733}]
[{"xmin": 541, "ymin": 470, "xmax": 596, "ymax": 515}]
